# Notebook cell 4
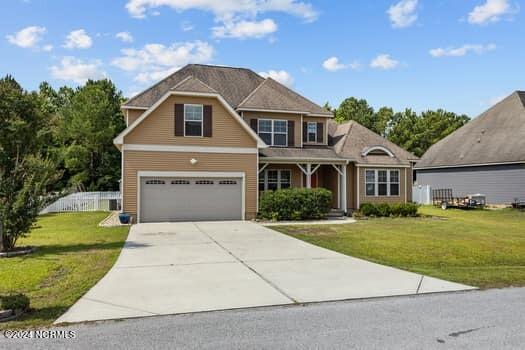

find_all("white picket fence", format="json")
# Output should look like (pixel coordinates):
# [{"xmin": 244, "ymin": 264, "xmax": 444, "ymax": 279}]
[
  {"xmin": 412, "ymin": 185, "xmax": 432, "ymax": 205},
  {"xmin": 40, "ymin": 192, "xmax": 121, "ymax": 214}
]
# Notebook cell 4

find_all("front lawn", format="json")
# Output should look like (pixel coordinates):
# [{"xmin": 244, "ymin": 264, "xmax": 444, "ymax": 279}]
[
  {"xmin": 0, "ymin": 212, "xmax": 129, "ymax": 329},
  {"xmin": 273, "ymin": 207, "xmax": 525, "ymax": 289}
]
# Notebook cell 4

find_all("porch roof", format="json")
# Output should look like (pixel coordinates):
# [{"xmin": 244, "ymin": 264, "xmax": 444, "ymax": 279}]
[{"xmin": 259, "ymin": 146, "xmax": 346, "ymax": 163}]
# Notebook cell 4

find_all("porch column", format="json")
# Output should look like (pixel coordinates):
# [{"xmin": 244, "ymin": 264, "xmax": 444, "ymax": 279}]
[
  {"xmin": 341, "ymin": 164, "xmax": 347, "ymax": 214},
  {"xmin": 306, "ymin": 163, "xmax": 312, "ymax": 189}
]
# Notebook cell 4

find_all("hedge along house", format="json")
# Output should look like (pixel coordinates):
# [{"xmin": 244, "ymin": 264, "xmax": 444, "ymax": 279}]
[
  {"xmin": 415, "ymin": 91, "xmax": 525, "ymax": 205},
  {"xmin": 114, "ymin": 64, "xmax": 418, "ymax": 223}
]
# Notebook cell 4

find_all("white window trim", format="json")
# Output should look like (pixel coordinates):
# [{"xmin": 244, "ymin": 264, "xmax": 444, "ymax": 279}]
[
  {"xmin": 307, "ymin": 122, "xmax": 317, "ymax": 143},
  {"xmin": 184, "ymin": 104, "xmax": 203, "ymax": 137},
  {"xmin": 259, "ymin": 169, "xmax": 292, "ymax": 190},
  {"xmin": 365, "ymin": 169, "xmax": 400, "ymax": 197},
  {"xmin": 257, "ymin": 118, "xmax": 288, "ymax": 147}
]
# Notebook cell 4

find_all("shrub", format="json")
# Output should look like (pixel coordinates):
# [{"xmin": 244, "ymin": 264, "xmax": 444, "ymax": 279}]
[
  {"xmin": 358, "ymin": 203, "xmax": 419, "ymax": 217},
  {"xmin": 1, "ymin": 294, "xmax": 30, "ymax": 311},
  {"xmin": 259, "ymin": 188, "xmax": 332, "ymax": 221}
]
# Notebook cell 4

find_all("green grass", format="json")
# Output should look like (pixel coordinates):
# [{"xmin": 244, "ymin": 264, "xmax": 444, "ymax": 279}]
[
  {"xmin": 273, "ymin": 207, "xmax": 525, "ymax": 289},
  {"xmin": 0, "ymin": 212, "xmax": 129, "ymax": 329}
]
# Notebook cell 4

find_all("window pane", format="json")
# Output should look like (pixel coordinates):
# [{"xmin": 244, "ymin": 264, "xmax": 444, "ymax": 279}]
[
  {"xmin": 280, "ymin": 171, "xmax": 291, "ymax": 183},
  {"xmin": 390, "ymin": 184, "xmax": 399, "ymax": 196},
  {"xmin": 267, "ymin": 183, "xmax": 278, "ymax": 191},
  {"xmin": 308, "ymin": 132, "xmax": 316, "ymax": 142},
  {"xmin": 185, "ymin": 121, "xmax": 202, "ymax": 136},
  {"xmin": 259, "ymin": 183, "xmax": 265, "ymax": 191},
  {"xmin": 307, "ymin": 123, "xmax": 317, "ymax": 133},
  {"xmin": 274, "ymin": 133, "xmax": 287, "ymax": 146},
  {"xmin": 274, "ymin": 120, "xmax": 287, "ymax": 133},
  {"xmin": 365, "ymin": 170, "xmax": 375, "ymax": 183},
  {"xmin": 378, "ymin": 183, "xmax": 388, "ymax": 196},
  {"xmin": 267, "ymin": 170, "xmax": 278, "ymax": 182},
  {"xmin": 258, "ymin": 120, "xmax": 271, "ymax": 132},
  {"xmin": 378, "ymin": 170, "xmax": 387, "ymax": 182},
  {"xmin": 260, "ymin": 132, "xmax": 272, "ymax": 145},
  {"xmin": 280, "ymin": 183, "xmax": 291, "ymax": 189},
  {"xmin": 390, "ymin": 170, "xmax": 399, "ymax": 183},
  {"xmin": 185, "ymin": 105, "xmax": 202, "ymax": 121},
  {"xmin": 366, "ymin": 183, "xmax": 375, "ymax": 196}
]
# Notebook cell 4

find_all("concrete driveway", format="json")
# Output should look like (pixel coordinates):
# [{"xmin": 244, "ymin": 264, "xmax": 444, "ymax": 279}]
[{"xmin": 56, "ymin": 221, "xmax": 475, "ymax": 324}]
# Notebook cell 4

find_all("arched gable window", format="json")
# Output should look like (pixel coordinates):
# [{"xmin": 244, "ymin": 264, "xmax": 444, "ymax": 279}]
[{"xmin": 361, "ymin": 146, "xmax": 395, "ymax": 158}]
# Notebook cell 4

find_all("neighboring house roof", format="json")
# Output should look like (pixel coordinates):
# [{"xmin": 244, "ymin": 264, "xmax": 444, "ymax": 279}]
[
  {"xmin": 260, "ymin": 146, "xmax": 342, "ymax": 161},
  {"xmin": 123, "ymin": 64, "xmax": 331, "ymax": 116},
  {"xmin": 237, "ymin": 78, "xmax": 332, "ymax": 116},
  {"xmin": 328, "ymin": 120, "xmax": 419, "ymax": 166},
  {"xmin": 416, "ymin": 91, "xmax": 525, "ymax": 169}
]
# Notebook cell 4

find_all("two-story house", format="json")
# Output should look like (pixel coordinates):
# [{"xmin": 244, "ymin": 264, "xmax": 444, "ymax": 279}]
[{"xmin": 114, "ymin": 64, "xmax": 418, "ymax": 223}]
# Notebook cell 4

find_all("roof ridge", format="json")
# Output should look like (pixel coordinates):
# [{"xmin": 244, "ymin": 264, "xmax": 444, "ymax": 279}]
[{"xmin": 236, "ymin": 78, "xmax": 269, "ymax": 108}]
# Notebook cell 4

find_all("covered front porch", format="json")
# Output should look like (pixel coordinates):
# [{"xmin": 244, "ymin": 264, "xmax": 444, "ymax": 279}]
[{"xmin": 258, "ymin": 160, "xmax": 348, "ymax": 212}]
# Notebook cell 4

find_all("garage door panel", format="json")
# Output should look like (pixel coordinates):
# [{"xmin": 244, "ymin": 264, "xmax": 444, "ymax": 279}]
[{"xmin": 140, "ymin": 177, "xmax": 242, "ymax": 222}]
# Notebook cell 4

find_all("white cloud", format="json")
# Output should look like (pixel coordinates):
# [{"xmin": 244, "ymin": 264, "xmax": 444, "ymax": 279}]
[
  {"xmin": 259, "ymin": 70, "xmax": 294, "ymax": 86},
  {"xmin": 111, "ymin": 41, "xmax": 214, "ymax": 83},
  {"xmin": 430, "ymin": 43, "xmax": 496, "ymax": 57},
  {"xmin": 50, "ymin": 57, "xmax": 105, "ymax": 84},
  {"xmin": 116, "ymin": 31, "xmax": 134, "ymax": 43},
  {"xmin": 212, "ymin": 18, "xmax": 277, "ymax": 39},
  {"xmin": 370, "ymin": 54, "xmax": 399, "ymax": 70},
  {"xmin": 322, "ymin": 56, "xmax": 360, "ymax": 72},
  {"xmin": 6, "ymin": 26, "xmax": 46, "ymax": 48},
  {"xmin": 42, "ymin": 44, "xmax": 53, "ymax": 52},
  {"xmin": 125, "ymin": 0, "xmax": 318, "ymax": 21},
  {"xmin": 387, "ymin": 0, "xmax": 418, "ymax": 28},
  {"xmin": 64, "ymin": 29, "xmax": 93, "ymax": 49},
  {"xmin": 468, "ymin": 0, "xmax": 519, "ymax": 24}
]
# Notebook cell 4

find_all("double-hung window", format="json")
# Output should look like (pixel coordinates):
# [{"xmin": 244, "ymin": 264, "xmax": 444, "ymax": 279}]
[
  {"xmin": 365, "ymin": 169, "xmax": 400, "ymax": 196},
  {"xmin": 257, "ymin": 119, "xmax": 287, "ymax": 146},
  {"xmin": 307, "ymin": 122, "xmax": 317, "ymax": 143},
  {"xmin": 259, "ymin": 170, "xmax": 291, "ymax": 191},
  {"xmin": 184, "ymin": 104, "xmax": 203, "ymax": 136}
]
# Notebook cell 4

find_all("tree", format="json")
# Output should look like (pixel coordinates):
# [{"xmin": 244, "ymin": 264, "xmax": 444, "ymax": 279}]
[
  {"xmin": 388, "ymin": 109, "xmax": 469, "ymax": 157},
  {"xmin": 374, "ymin": 106, "xmax": 394, "ymax": 137},
  {"xmin": 58, "ymin": 79, "xmax": 126, "ymax": 191},
  {"xmin": 0, "ymin": 76, "xmax": 59, "ymax": 252},
  {"xmin": 335, "ymin": 97, "xmax": 375, "ymax": 129}
]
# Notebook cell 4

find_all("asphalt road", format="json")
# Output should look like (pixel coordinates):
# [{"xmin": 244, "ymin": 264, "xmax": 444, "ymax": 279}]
[{"xmin": 2, "ymin": 287, "xmax": 524, "ymax": 350}]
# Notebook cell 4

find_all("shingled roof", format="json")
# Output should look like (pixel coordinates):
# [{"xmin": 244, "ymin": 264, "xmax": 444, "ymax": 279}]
[
  {"xmin": 124, "ymin": 64, "xmax": 264, "ymax": 108},
  {"xmin": 416, "ymin": 91, "xmax": 525, "ymax": 169},
  {"xmin": 237, "ymin": 78, "xmax": 332, "ymax": 116},
  {"xmin": 123, "ymin": 64, "xmax": 331, "ymax": 116},
  {"xmin": 328, "ymin": 120, "xmax": 419, "ymax": 165}
]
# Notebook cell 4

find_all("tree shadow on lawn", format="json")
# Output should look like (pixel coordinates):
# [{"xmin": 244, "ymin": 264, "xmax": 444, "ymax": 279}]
[{"xmin": 15, "ymin": 241, "xmax": 145, "ymax": 258}]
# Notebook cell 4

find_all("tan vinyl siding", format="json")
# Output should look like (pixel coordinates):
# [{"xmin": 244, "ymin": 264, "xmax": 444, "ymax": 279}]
[
  {"xmin": 358, "ymin": 167, "xmax": 408, "ymax": 206},
  {"xmin": 243, "ymin": 111, "xmax": 301, "ymax": 147},
  {"xmin": 124, "ymin": 96, "xmax": 256, "ymax": 148},
  {"xmin": 303, "ymin": 116, "xmax": 328, "ymax": 146},
  {"xmin": 126, "ymin": 109, "xmax": 144, "ymax": 126},
  {"xmin": 123, "ymin": 151, "xmax": 257, "ymax": 222}
]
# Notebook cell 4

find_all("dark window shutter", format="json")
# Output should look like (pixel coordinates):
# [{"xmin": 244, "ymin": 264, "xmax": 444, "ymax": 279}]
[
  {"xmin": 175, "ymin": 104, "xmax": 184, "ymax": 136},
  {"xmin": 250, "ymin": 119, "xmax": 258, "ymax": 132},
  {"xmin": 287, "ymin": 120, "xmax": 294, "ymax": 147},
  {"xmin": 317, "ymin": 122, "xmax": 324, "ymax": 143},
  {"xmin": 303, "ymin": 122, "xmax": 307, "ymax": 143},
  {"xmin": 203, "ymin": 105, "xmax": 212, "ymax": 137}
]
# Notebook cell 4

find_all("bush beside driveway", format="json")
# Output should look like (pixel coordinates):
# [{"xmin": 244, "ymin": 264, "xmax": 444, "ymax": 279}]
[
  {"xmin": 273, "ymin": 207, "xmax": 525, "ymax": 289},
  {"xmin": 0, "ymin": 212, "xmax": 129, "ymax": 329}
]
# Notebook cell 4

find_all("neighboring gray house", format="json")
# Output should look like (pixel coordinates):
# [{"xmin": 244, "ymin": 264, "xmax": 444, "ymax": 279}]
[{"xmin": 415, "ymin": 91, "xmax": 525, "ymax": 204}]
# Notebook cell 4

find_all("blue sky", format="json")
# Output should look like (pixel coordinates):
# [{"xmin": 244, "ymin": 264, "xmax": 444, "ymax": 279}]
[{"xmin": 1, "ymin": 0, "xmax": 523, "ymax": 117}]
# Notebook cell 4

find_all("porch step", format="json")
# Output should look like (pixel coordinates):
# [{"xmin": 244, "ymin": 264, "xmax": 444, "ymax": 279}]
[{"xmin": 326, "ymin": 209, "xmax": 346, "ymax": 218}]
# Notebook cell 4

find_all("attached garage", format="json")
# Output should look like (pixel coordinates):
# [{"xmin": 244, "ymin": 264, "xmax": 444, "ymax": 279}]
[{"xmin": 139, "ymin": 174, "xmax": 244, "ymax": 222}]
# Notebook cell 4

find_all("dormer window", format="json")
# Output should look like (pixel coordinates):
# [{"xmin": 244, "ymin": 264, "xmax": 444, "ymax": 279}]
[
  {"xmin": 184, "ymin": 104, "xmax": 203, "ymax": 137},
  {"xmin": 258, "ymin": 119, "xmax": 287, "ymax": 147},
  {"xmin": 361, "ymin": 146, "xmax": 395, "ymax": 158},
  {"xmin": 307, "ymin": 122, "xmax": 317, "ymax": 143}
]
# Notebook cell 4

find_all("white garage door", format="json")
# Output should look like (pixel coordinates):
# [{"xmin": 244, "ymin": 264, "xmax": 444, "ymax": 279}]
[{"xmin": 140, "ymin": 177, "xmax": 243, "ymax": 222}]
